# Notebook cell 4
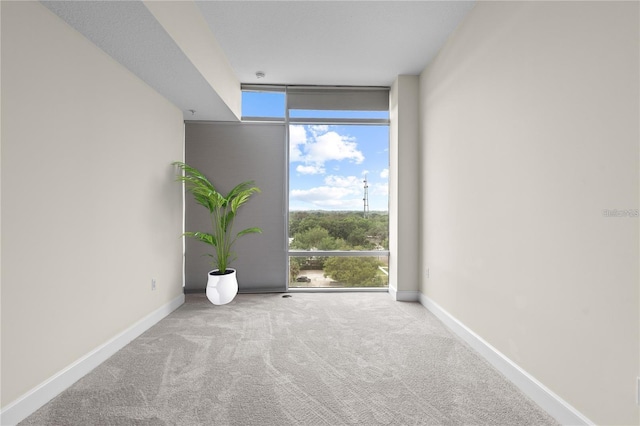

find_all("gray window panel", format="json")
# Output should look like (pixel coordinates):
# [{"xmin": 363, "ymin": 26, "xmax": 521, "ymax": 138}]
[
  {"xmin": 287, "ymin": 86, "xmax": 389, "ymax": 111},
  {"xmin": 184, "ymin": 122, "xmax": 287, "ymax": 293}
]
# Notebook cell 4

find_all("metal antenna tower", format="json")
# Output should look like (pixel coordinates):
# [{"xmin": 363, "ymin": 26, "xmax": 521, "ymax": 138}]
[{"xmin": 363, "ymin": 174, "xmax": 369, "ymax": 219}]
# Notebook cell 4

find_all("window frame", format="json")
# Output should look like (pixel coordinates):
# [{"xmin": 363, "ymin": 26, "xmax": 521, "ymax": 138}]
[{"xmin": 241, "ymin": 85, "xmax": 391, "ymax": 290}]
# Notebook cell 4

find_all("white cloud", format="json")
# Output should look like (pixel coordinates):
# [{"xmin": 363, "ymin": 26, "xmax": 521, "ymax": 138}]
[
  {"xmin": 308, "ymin": 131, "xmax": 364, "ymax": 165},
  {"xmin": 290, "ymin": 178, "xmax": 389, "ymax": 211},
  {"xmin": 291, "ymin": 177, "xmax": 364, "ymax": 209},
  {"xmin": 324, "ymin": 175, "xmax": 361, "ymax": 188},
  {"xmin": 296, "ymin": 164, "xmax": 325, "ymax": 175},
  {"xmin": 380, "ymin": 168, "xmax": 389, "ymax": 179},
  {"xmin": 290, "ymin": 126, "xmax": 364, "ymax": 174},
  {"xmin": 291, "ymin": 186, "xmax": 355, "ymax": 200},
  {"xmin": 289, "ymin": 125, "xmax": 307, "ymax": 162},
  {"xmin": 309, "ymin": 125, "xmax": 329, "ymax": 135}
]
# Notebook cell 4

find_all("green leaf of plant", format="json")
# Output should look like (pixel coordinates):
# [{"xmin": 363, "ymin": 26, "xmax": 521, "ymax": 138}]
[
  {"xmin": 223, "ymin": 210, "xmax": 235, "ymax": 232},
  {"xmin": 173, "ymin": 162, "xmax": 262, "ymax": 271},
  {"xmin": 237, "ymin": 227, "xmax": 262, "ymax": 237},
  {"xmin": 184, "ymin": 231, "xmax": 217, "ymax": 247}
]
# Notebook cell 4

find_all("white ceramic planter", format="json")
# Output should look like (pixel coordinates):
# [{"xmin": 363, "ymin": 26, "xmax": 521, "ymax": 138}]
[{"xmin": 206, "ymin": 268, "xmax": 238, "ymax": 305}]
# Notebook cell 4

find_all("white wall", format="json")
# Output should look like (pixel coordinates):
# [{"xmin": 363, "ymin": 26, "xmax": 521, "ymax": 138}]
[
  {"xmin": 389, "ymin": 76, "xmax": 420, "ymax": 300},
  {"xmin": 1, "ymin": 0, "xmax": 184, "ymax": 410},
  {"xmin": 419, "ymin": 2, "xmax": 639, "ymax": 424}
]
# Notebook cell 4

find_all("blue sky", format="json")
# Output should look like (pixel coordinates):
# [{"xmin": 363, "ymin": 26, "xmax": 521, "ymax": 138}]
[
  {"xmin": 289, "ymin": 124, "xmax": 388, "ymax": 211},
  {"xmin": 242, "ymin": 91, "xmax": 389, "ymax": 212}
]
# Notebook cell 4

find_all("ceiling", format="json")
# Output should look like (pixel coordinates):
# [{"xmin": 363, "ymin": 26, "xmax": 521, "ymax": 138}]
[
  {"xmin": 196, "ymin": 1, "xmax": 475, "ymax": 87},
  {"xmin": 42, "ymin": 1, "xmax": 475, "ymax": 121}
]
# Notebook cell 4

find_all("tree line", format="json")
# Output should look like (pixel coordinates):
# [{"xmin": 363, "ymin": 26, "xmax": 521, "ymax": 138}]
[
  {"xmin": 289, "ymin": 211, "xmax": 388, "ymax": 251},
  {"xmin": 289, "ymin": 211, "xmax": 389, "ymax": 287}
]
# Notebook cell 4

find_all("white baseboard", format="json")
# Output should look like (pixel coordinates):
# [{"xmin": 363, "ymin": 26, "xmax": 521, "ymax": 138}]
[
  {"xmin": 0, "ymin": 293, "xmax": 185, "ymax": 426},
  {"xmin": 419, "ymin": 294, "xmax": 593, "ymax": 426},
  {"xmin": 388, "ymin": 286, "xmax": 420, "ymax": 302}
]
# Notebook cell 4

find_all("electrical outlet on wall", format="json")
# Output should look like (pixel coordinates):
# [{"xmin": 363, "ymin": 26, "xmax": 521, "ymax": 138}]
[
  {"xmin": 637, "ymin": 377, "xmax": 640, "ymax": 406},
  {"xmin": 151, "ymin": 278, "xmax": 156, "ymax": 291},
  {"xmin": 425, "ymin": 268, "xmax": 430, "ymax": 278}
]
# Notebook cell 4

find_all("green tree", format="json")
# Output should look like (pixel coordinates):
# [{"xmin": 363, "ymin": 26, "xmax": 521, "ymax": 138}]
[
  {"xmin": 289, "ymin": 210, "xmax": 389, "ymax": 251},
  {"xmin": 289, "ymin": 257, "xmax": 302, "ymax": 282},
  {"xmin": 291, "ymin": 226, "xmax": 336, "ymax": 250},
  {"xmin": 323, "ymin": 257, "xmax": 385, "ymax": 287},
  {"xmin": 381, "ymin": 237, "xmax": 389, "ymax": 250},
  {"xmin": 347, "ymin": 228, "xmax": 370, "ymax": 248}
]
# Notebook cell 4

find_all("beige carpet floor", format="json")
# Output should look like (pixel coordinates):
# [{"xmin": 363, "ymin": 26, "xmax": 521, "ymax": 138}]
[{"xmin": 21, "ymin": 293, "xmax": 558, "ymax": 425}]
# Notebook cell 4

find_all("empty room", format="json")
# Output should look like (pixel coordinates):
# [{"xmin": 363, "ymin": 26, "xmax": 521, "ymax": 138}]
[{"xmin": 1, "ymin": 1, "xmax": 638, "ymax": 425}]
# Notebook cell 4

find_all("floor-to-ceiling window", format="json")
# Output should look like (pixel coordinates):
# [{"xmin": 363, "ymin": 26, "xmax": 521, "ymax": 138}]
[{"xmin": 242, "ymin": 85, "xmax": 390, "ymax": 289}]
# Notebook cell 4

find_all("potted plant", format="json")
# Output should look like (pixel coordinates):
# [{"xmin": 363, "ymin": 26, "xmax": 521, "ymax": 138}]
[{"xmin": 173, "ymin": 161, "xmax": 262, "ymax": 305}]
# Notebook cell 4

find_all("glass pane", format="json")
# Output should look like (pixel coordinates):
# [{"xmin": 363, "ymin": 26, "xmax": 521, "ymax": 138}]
[
  {"xmin": 289, "ymin": 109, "xmax": 389, "ymax": 119},
  {"xmin": 241, "ymin": 91, "xmax": 285, "ymax": 118},
  {"xmin": 288, "ymin": 118, "xmax": 389, "ymax": 290},
  {"xmin": 289, "ymin": 256, "xmax": 389, "ymax": 288},
  {"xmin": 289, "ymin": 124, "xmax": 389, "ymax": 219}
]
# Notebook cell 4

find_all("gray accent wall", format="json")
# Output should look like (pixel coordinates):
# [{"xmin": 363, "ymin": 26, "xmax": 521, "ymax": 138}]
[{"xmin": 185, "ymin": 122, "xmax": 287, "ymax": 293}]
